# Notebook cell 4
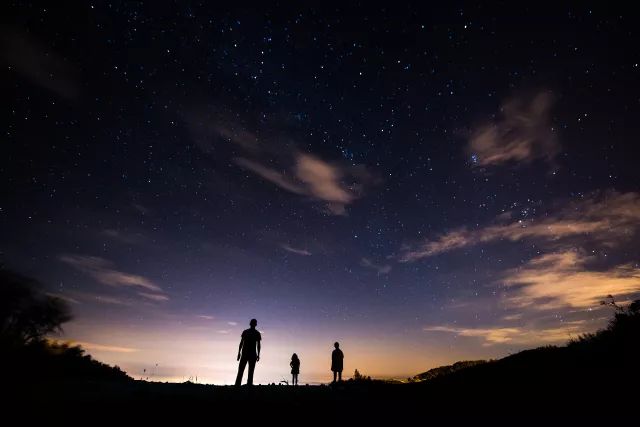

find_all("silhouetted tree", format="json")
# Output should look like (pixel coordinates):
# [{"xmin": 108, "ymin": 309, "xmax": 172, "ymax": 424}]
[
  {"xmin": 0, "ymin": 268, "xmax": 72, "ymax": 346},
  {"xmin": 2, "ymin": 267, "xmax": 132, "ymax": 383},
  {"xmin": 352, "ymin": 369, "xmax": 371, "ymax": 381},
  {"xmin": 600, "ymin": 294, "xmax": 623, "ymax": 312}
]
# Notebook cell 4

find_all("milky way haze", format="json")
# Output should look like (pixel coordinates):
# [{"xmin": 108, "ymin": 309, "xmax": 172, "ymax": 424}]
[{"xmin": 2, "ymin": 2, "xmax": 640, "ymax": 384}]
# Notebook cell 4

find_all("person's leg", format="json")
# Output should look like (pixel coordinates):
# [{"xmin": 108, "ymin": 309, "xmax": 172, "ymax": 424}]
[
  {"xmin": 246, "ymin": 358, "xmax": 256, "ymax": 385},
  {"xmin": 235, "ymin": 357, "xmax": 247, "ymax": 386},
  {"xmin": 292, "ymin": 374, "xmax": 294, "ymax": 385},
  {"xmin": 333, "ymin": 371, "xmax": 336, "ymax": 383},
  {"xmin": 338, "ymin": 371, "xmax": 342, "ymax": 381}
]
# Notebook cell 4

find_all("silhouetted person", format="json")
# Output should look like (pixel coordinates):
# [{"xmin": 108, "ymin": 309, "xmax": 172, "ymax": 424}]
[
  {"xmin": 290, "ymin": 353, "xmax": 300, "ymax": 386},
  {"xmin": 331, "ymin": 342, "xmax": 344, "ymax": 383},
  {"xmin": 235, "ymin": 318, "xmax": 261, "ymax": 386}
]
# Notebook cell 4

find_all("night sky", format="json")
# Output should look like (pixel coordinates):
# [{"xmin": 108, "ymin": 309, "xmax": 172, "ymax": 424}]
[{"xmin": 3, "ymin": 2, "xmax": 640, "ymax": 384}]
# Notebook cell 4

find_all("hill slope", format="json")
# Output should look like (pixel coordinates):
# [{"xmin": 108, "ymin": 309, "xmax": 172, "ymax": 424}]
[{"xmin": 413, "ymin": 299, "xmax": 640, "ymax": 396}]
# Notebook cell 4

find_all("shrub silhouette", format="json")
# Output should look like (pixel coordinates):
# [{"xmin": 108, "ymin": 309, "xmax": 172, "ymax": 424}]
[
  {"xmin": 1, "ymin": 268, "xmax": 72, "ymax": 347},
  {"xmin": 2, "ymin": 267, "xmax": 130, "ymax": 382},
  {"xmin": 567, "ymin": 295, "xmax": 640, "ymax": 357},
  {"xmin": 412, "ymin": 297, "xmax": 640, "ymax": 394},
  {"xmin": 351, "ymin": 369, "xmax": 371, "ymax": 382}
]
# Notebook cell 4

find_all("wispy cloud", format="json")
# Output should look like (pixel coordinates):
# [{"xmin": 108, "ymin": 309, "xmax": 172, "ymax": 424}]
[
  {"xmin": 227, "ymin": 321, "xmax": 238, "ymax": 326},
  {"xmin": 197, "ymin": 315, "xmax": 215, "ymax": 320},
  {"xmin": 2, "ymin": 28, "xmax": 80, "ymax": 99},
  {"xmin": 424, "ymin": 249, "xmax": 640, "ymax": 347},
  {"xmin": 52, "ymin": 291, "xmax": 132, "ymax": 306},
  {"xmin": 71, "ymin": 341, "xmax": 139, "ymax": 353},
  {"xmin": 501, "ymin": 251, "xmax": 640, "ymax": 311},
  {"xmin": 138, "ymin": 292, "xmax": 170, "ymax": 302},
  {"xmin": 185, "ymin": 109, "xmax": 377, "ymax": 215},
  {"xmin": 424, "ymin": 322, "xmax": 587, "ymax": 346},
  {"xmin": 502, "ymin": 313, "xmax": 523, "ymax": 321},
  {"xmin": 468, "ymin": 91, "xmax": 557, "ymax": 167},
  {"xmin": 401, "ymin": 229, "xmax": 474, "ymax": 261},
  {"xmin": 131, "ymin": 202, "xmax": 151, "ymax": 216},
  {"xmin": 102, "ymin": 229, "xmax": 148, "ymax": 246},
  {"xmin": 360, "ymin": 258, "xmax": 392, "ymax": 275},
  {"xmin": 212, "ymin": 124, "xmax": 261, "ymax": 153},
  {"xmin": 281, "ymin": 244, "xmax": 312, "ymax": 256},
  {"xmin": 400, "ymin": 191, "xmax": 640, "ymax": 261},
  {"xmin": 184, "ymin": 110, "xmax": 263, "ymax": 154},
  {"xmin": 59, "ymin": 254, "xmax": 169, "ymax": 302},
  {"xmin": 236, "ymin": 152, "xmax": 373, "ymax": 215},
  {"xmin": 45, "ymin": 292, "xmax": 81, "ymax": 305},
  {"xmin": 295, "ymin": 153, "xmax": 354, "ymax": 211},
  {"xmin": 235, "ymin": 157, "xmax": 306, "ymax": 195},
  {"xmin": 90, "ymin": 294, "xmax": 132, "ymax": 306},
  {"xmin": 415, "ymin": 192, "xmax": 640, "ymax": 350}
]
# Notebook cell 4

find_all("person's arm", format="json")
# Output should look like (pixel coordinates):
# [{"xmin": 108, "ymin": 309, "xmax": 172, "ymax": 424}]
[
  {"xmin": 237, "ymin": 336, "xmax": 244, "ymax": 361},
  {"xmin": 256, "ymin": 340, "xmax": 261, "ymax": 362}
]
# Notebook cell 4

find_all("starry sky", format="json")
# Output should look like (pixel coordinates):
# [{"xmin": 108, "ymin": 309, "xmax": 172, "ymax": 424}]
[{"xmin": 2, "ymin": 2, "xmax": 640, "ymax": 384}]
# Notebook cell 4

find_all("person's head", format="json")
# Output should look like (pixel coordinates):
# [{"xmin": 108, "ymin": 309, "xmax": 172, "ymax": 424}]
[
  {"xmin": 334, "ymin": 342, "xmax": 340, "ymax": 349},
  {"xmin": 292, "ymin": 353, "xmax": 298, "ymax": 360},
  {"xmin": 250, "ymin": 318, "xmax": 257, "ymax": 328}
]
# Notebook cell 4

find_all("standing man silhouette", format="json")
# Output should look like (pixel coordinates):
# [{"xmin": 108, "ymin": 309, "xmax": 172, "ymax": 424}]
[
  {"xmin": 331, "ymin": 341, "xmax": 344, "ymax": 383},
  {"xmin": 235, "ymin": 318, "xmax": 261, "ymax": 386}
]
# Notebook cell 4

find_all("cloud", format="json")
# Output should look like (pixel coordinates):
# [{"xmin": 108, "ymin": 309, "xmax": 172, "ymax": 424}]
[
  {"xmin": 52, "ymin": 291, "xmax": 132, "ymax": 306},
  {"xmin": 426, "ymin": 250, "xmax": 640, "ymax": 347},
  {"xmin": 70, "ymin": 341, "xmax": 139, "ymax": 353},
  {"xmin": 235, "ymin": 157, "xmax": 307, "ymax": 195},
  {"xmin": 197, "ymin": 315, "xmax": 215, "ymax": 320},
  {"xmin": 424, "ymin": 322, "xmax": 587, "ymax": 346},
  {"xmin": 185, "ymin": 109, "xmax": 377, "ymax": 215},
  {"xmin": 237, "ymin": 152, "xmax": 373, "ymax": 215},
  {"xmin": 400, "ymin": 191, "xmax": 640, "ymax": 261},
  {"xmin": 281, "ymin": 244, "xmax": 312, "ymax": 256},
  {"xmin": 184, "ymin": 109, "xmax": 264, "ymax": 154},
  {"xmin": 421, "ymin": 247, "xmax": 640, "ymax": 347},
  {"xmin": 59, "ymin": 254, "xmax": 169, "ymax": 301},
  {"xmin": 502, "ymin": 313, "xmax": 523, "ymax": 321},
  {"xmin": 227, "ymin": 321, "xmax": 238, "ymax": 326},
  {"xmin": 45, "ymin": 292, "xmax": 81, "ymax": 305},
  {"xmin": 417, "ymin": 195, "xmax": 640, "ymax": 349},
  {"xmin": 360, "ymin": 258, "xmax": 392, "ymax": 275},
  {"xmin": 213, "ymin": 124, "xmax": 261, "ymax": 152},
  {"xmin": 401, "ymin": 229, "xmax": 474, "ymax": 261},
  {"xmin": 501, "ymin": 251, "xmax": 640, "ymax": 311},
  {"xmin": 102, "ymin": 229, "xmax": 148, "ymax": 246},
  {"xmin": 132, "ymin": 202, "xmax": 151, "ymax": 215},
  {"xmin": 468, "ymin": 91, "xmax": 558, "ymax": 167},
  {"xmin": 1, "ymin": 28, "xmax": 80, "ymax": 99},
  {"xmin": 91, "ymin": 295, "xmax": 132, "ymax": 306},
  {"xmin": 295, "ymin": 154, "xmax": 353, "ymax": 205},
  {"xmin": 138, "ymin": 292, "xmax": 170, "ymax": 302}
]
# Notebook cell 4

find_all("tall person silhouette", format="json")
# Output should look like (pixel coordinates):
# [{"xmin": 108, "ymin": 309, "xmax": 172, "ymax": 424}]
[
  {"xmin": 331, "ymin": 342, "xmax": 344, "ymax": 383},
  {"xmin": 235, "ymin": 318, "xmax": 261, "ymax": 386}
]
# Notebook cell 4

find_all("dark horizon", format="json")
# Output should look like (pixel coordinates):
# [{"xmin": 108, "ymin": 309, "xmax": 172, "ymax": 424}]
[{"xmin": 2, "ymin": 2, "xmax": 640, "ymax": 384}]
